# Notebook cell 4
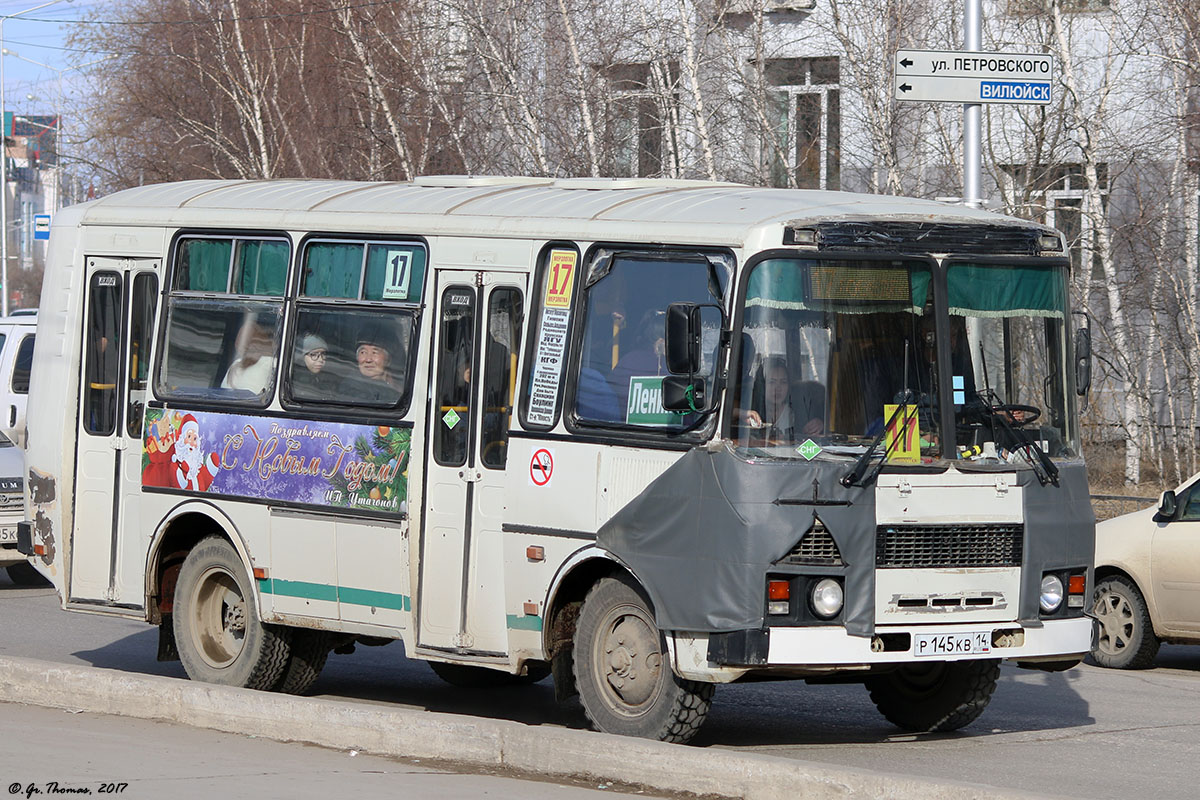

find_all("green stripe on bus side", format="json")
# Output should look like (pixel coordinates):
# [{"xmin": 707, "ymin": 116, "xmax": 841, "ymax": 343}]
[
  {"xmin": 506, "ymin": 614, "xmax": 543, "ymax": 632},
  {"xmin": 256, "ymin": 578, "xmax": 410, "ymax": 611}
]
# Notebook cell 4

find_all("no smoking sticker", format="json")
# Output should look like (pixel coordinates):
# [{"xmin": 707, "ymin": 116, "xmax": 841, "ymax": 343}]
[{"xmin": 529, "ymin": 448, "xmax": 554, "ymax": 487}]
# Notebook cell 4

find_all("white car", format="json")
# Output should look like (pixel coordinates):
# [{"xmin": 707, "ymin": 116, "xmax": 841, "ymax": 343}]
[
  {"xmin": 0, "ymin": 311, "xmax": 36, "ymax": 446},
  {"xmin": 1092, "ymin": 475, "xmax": 1200, "ymax": 668},
  {"xmin": 0, "ymin": 431, "xmax": 37, "ymax": 583}
]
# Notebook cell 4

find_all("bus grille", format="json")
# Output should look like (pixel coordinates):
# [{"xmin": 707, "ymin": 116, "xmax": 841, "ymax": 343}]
[
  {"xmin": 875, "ymin": 524, "xmax": 1023, "ymax": 569},
  {"xmin": 779, "ymin": 520, "xmax": 843, "ymax": 566}
]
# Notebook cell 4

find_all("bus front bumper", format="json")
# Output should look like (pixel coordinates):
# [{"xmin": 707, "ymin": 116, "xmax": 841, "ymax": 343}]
[{"xmin": 767, "ymin": 617, "xmax": 1092, "ymax": 666}]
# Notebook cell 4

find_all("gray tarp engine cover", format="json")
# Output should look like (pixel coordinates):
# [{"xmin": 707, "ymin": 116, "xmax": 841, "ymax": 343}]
[
  {"xmin": 597, "ymin": 449, "xmax": 1094, "ymax": 638},
  {"xmin": 1016, "ymin": 462, "xmax": 1095, "ymax": 622},
  {"xmin": 597, "ymin": 446, "xmax": 879, "ymax": 637}
]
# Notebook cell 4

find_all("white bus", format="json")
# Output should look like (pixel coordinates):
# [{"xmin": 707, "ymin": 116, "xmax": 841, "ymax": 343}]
[{"xmin": 20, "ymin": 177, "xmax": 1095, "ymax": 743}]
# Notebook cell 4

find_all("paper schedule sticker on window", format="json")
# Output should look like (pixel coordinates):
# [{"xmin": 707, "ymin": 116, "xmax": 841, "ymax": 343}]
[
  {"xmin": 883, "ymin": 404, "xmax": 920, "ymax": 463},
  {"xmin": 382, "ymin": 250, "xmax": 413, "ymax": 300},
  {"xmin": 544, "ymin": 250, "xmax": 576, "ymax": 308}
]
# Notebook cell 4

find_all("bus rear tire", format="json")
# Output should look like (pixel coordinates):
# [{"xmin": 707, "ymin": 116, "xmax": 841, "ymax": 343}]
[
  {"xmin": 274, "ymin": 630, "xmax": 330, "ymax": 695},
  {"xmin": 573, "ymin": 575, "xmax": 713, "ymax": 743},
  {"xmin": 174, "ymin": 536, "xmax": 292, "ymax": 691},
  {"xmin": 865, "ymin": 659, "xmax": 1000, "ymax": 732}
]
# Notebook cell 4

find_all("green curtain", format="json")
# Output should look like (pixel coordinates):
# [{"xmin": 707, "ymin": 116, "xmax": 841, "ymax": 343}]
[
  {"xmin": 303, "ymin": 243, "xmax": 363, "ymax": 298},
  {"xmin": 236, "ymin": 241, "xmax": 288, "ymax": 296},
  {"xmin": 178, "ymin": 239, "xmax": 231, "ymax": 292},
  {"xmin": 364, "ymin": 244, "xmax": 427, "ymax": 302},
  {"xmin": 947, "ymin": 263, "xmax": 1064, "ymax": 318},
  {"xmin": 745, "ymin": 258, "xmax": 929, "ymax": 314}
]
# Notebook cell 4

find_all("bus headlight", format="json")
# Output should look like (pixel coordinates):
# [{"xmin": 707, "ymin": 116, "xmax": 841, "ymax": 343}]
[
  {"xmin": 1040, "ymin": 574, "xmax": 1064, "ymax": 614},
  {"xmin": 810, "ymin": 578, "xmax": 844, "ymax": 619}
]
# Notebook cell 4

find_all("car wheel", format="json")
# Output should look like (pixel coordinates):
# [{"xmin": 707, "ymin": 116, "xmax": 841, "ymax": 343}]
[{"xmin": 1092, "ymin": 575, "xmax": 1159, "ymax": 670}]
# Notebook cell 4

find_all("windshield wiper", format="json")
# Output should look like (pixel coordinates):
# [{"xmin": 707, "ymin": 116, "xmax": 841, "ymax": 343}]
[
  {"xmin": 983, "ymin": 405, "xmax": 1059, "ymax": 486},
  {"xmin": 841, "ymin": 400, "xmax": 915, "ymax": 487}
]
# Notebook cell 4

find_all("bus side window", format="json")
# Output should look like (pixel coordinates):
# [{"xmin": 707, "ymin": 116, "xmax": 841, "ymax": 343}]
[
  {"xmin": 83, "ymin": 272, "xmax": 123, "ymax": 436},
  {"xmin": 480, "ymin": 288, "xmax": 523, "ymax": 469},
  {"xmin": 434, "ymin": 289, "xmax": 475, "ymax": 467},
  {"xmin": 126, "ymin": 273, "xmax": 159, "ymax": 438}
]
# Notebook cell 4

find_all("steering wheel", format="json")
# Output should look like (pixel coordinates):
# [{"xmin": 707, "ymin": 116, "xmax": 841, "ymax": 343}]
[{"xmin": 986, "ymin": 403, "xmax": 1041, "ymax": 426}]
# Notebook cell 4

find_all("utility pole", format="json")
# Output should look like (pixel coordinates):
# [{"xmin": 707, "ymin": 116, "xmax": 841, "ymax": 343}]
[{"xmin": 963, "ymin": 0, "xmax": 982, "ymax": 208}]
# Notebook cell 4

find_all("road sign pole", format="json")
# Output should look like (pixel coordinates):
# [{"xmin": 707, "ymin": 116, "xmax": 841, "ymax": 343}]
[{"xmin": 964, "ymin": 0, "xmax": 983, "ymax": 208}]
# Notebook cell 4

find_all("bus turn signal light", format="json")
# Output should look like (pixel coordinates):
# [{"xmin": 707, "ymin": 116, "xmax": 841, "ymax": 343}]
[
  {"xmin": 768, "ymin": 580, "xmax": 790, "ymax": 601},
  {"xmin": 1068, "ymin": 575, "xmax": 1086, "ymax": 594}
]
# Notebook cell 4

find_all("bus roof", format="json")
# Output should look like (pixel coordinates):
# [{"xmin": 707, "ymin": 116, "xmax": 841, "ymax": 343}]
[{"xmin": 71, "ymin": 177, "xmax": 1048, "ymax": 247}]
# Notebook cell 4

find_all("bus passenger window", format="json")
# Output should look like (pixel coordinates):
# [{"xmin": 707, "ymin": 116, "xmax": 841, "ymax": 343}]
[
  {"xmin": 126, "ymin": 273, "xmax": 158, "ymax": 438},
  {"xmin": 434, "ymin": 289, "xmax": 476, "ymax": 467},
  {"xmin": 481, "ymin": 288, "xmax": 523, "ymax": 469},
  {"xmin": 156, "ymin": 235, "xmax": 288, "ymax": 406},
  {"xmin": 83, "ymin": 273, "xmax": 123, "ymax": 436}
]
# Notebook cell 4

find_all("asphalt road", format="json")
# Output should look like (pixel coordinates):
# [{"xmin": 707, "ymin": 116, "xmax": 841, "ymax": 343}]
[
  {"xmin": 0, "ymin": 702, "xmax": 650, "ymax": 800},
  {"xmin": 4, "ymin": 571, "xmax": 1200, "ymax": 799}
]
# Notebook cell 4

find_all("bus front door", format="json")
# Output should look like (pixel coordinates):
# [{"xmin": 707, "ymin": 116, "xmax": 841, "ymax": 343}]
[
  {"xmin": 419, "ymin": 270, "xmax": 526, "ymax": 654},
  {"xmin": 70, "ymin": 259, "xmax": 159, "ymax": 607}
]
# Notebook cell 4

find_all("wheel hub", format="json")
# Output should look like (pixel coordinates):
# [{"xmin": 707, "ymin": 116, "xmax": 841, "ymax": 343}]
[{"xmin": 602, "ymin": 614, "xmax": 661, "ymax": 707}]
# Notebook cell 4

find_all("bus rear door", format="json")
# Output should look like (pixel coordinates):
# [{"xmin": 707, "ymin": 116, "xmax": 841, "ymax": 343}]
[{"xmin": 70, "ymin": 259, "xmax": 159, "ymax": 607}]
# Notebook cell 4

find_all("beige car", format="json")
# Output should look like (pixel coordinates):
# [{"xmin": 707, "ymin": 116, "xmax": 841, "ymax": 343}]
[{"xmin": 1092, "ymin": 478, "xmax": 1200, "ymax": 668}]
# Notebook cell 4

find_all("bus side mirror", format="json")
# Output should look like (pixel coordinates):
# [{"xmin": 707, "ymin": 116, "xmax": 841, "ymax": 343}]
[
  {"xmin": 665, "ymin": 303, "xmax": 702, "ymax": 375},
  {"xmin": 1074, "ymin": 321, "xmax": 1091, "ymax": 396},
  {"xmin": 1157, "ymin": 490, "xmax": 1177, "ymax": 521},
  {"xmin": 662, "ymin": 374, "xmax": 712, "ymax": 413}
]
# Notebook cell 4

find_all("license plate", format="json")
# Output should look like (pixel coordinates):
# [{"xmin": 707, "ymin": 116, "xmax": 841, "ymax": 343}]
[
  {"xmin": 0, "ymin": 526, "xmax": 16, "ymax": 543},
  {"xmin": 913, "ymin": 631, "xmax": 991, "ymax": 658}
]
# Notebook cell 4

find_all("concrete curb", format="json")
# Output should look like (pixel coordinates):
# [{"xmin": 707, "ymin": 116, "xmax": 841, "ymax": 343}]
[{"xmin": 0, "ymin": 655, "xmax": 1041, "ymax": 799}]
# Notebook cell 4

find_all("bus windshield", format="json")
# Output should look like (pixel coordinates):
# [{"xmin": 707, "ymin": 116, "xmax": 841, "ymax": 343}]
[{"xmin": 732, "ymin": 257, "xmax": 1080, "ymax": 464}]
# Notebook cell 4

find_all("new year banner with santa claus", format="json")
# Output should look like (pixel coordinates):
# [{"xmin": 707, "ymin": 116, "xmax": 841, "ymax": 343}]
[{"xmin": 142, "ymin": 408, "xmax": 411, "ymax": 514}]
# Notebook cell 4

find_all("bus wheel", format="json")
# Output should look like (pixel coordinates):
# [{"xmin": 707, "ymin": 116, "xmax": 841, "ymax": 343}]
[
  {"xmin": 273, "ymin": 631, "xmax": 330, "ymax": 695},
  {"xmin": 573, "ymin": 576, "xmax": 713, "ymax": 743},
  {"xmin": 865, "ymin": 659, "xmax": 1000, "ymax": 732},
  {"xmin": 173, "ymin": 536, "xmax": 291, "ymax": 690},
  {"xmin": 428, "ymin": 660, "xmax": 551, "ymax": 688}
]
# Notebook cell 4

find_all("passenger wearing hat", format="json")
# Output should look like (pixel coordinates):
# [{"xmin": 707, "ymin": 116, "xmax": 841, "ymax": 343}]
[
  {"xmin": 292, "ymin": 332, "xmax": 336, "ymax": 399},
  {"xmin": 347, "ymin": 320, "xmax": 401, "ymax": 404}
]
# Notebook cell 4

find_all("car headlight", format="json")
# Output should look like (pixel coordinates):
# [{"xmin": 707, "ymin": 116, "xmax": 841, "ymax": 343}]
[
  {"xmin": 810, "ymin": 578, "xmax": 844, "ymax": 619},
  {"xmin": 1040, "ymin": 574, "xmax": 1064, "ymax": 614}
]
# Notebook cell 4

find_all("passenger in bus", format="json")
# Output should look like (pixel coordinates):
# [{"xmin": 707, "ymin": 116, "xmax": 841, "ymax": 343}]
[
  {"xmin": 739, "ymin": 357, "xmax": 824, "ymax": 441},
  {"xmin": 608, "ymin": 308, "xmax": 667, "ymax": 411},
  {"xmin": 221, "ymin": 314, "xmax": 277, "ymax": 395},
  {"xmin": 345, "ymin": 321, "xmax": 401, "ymax": 404},
  {"xmin": 292, "ymin": 333, "xmax": 336, "ymax": 399}
]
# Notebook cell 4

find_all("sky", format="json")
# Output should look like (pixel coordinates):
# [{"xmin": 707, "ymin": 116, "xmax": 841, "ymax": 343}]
[{"xmin": 0, "ymin": 0, "xmax": 105, "ymax": 121}]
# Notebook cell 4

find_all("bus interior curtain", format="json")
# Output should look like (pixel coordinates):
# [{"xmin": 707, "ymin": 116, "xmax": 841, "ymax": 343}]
[
  {"xmin": 596, "ymin": 446, "xmax": 878, "ymax": 637},
  {"xmin": 947, "ymin": 263, "xmax": 1064, "ymax": 318}
]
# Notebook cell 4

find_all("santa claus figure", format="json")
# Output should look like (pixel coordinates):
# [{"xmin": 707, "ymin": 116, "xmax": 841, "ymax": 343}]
[
  {"xmin": 143, "ymin": 414, "xmax": 179, "ymax": 488},
  {"xmin": 173, "ymin": 414, "xmax": 221, "ymax": 492}
]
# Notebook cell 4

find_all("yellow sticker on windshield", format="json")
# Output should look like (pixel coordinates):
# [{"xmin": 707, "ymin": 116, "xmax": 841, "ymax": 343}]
[{"xmin": 883, "ymin": 404, "xmax": 920, "ymax": 463}]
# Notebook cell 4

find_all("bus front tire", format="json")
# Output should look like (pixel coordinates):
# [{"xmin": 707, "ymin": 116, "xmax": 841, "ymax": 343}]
[
  {"xmin": 174, "ymin": 536, "xmax": 292, "ymax": 691},
  {"xmin": 865, "ymin": 659, "xmax": 1000, "ymax": 732},
  {"xmin": 573, "ymin": 575, "xmax": 713, "ymax": 744}
]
